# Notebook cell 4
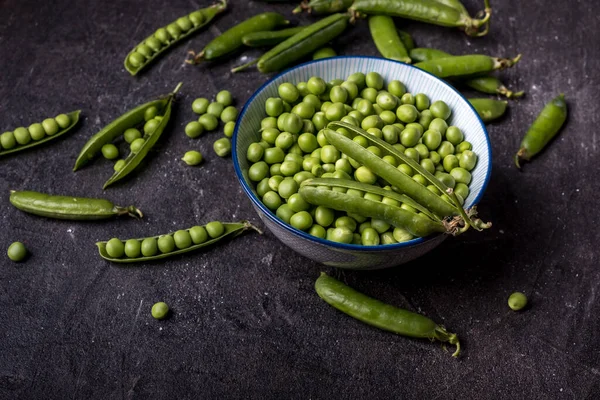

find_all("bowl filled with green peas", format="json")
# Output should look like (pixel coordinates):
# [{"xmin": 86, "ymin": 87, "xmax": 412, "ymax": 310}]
[{"xmin": 233, "ymin": 56, "xmax": 491, "ymax": 269}]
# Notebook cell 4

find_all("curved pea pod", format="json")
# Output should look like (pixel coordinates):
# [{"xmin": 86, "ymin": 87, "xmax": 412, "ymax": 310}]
[
  {"xmin": 293, "ymin": 0, "xmax": 353, "ymax": 14},
  {"xmin": 315, "ymin": 272, "xmax": 461, "ymax": 357},
  {"xmin": 9, "ymin": 190, "xmax": 142, "ymax": 220},
  {"xmin": 515, "ymin": 94, "xmax": 567, "ymax": 169},
  {"xmin": 124, "ymin": 0, "xmax": 227, "ymax": 76},
  {"xmin": 368, "ymin": 15, "xmax": 411, "ymax": 63},
  {"xmin": 232, "ymin": 13, "xmax": 350, "ymax": 74},
  {"xmin": 242, "ymin": 26, "xmax": 306, "ymax": 47},
  {"xmin": 415, "ymin": 54, "xmax": 521, "ymax": 79},
  {"xmin": 350, "ymin": 0, "xmax": 491, "ymax": 37},
  {"xmin": 103, "ymin": 83, "xmax": 182, "ymax": 189},
  {"xmin": 189, "ymin": 12, "xmax": 289, "ymax": 64},
  {"xmin": 96, "ymin": 221, "xmax": 261, "ymax": 263},
  {"xmin": 468, "ymin": 98, "xmax": 508, "ymax": 123},
  {"xmin": 0, "ymin": 110, "xmax": 81, "ymax": 157},
  {"xmin": 397, "ymin": 29, "xmax": 415, "ymax": 51}
]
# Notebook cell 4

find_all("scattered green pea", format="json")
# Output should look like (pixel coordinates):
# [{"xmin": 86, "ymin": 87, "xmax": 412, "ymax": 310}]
[
  {"xmin": 7, "ymin": 241, "xmax": 27, "ymax": 262},
  {"xmin": 508, "ymin": 292, "xmax": 528, "ymax": 311},
  {"xmin": 192, "ymin": 98, "xmax": 210, "ymax": 114},
  {"xmin": 213, "ymin": 138, "xmax": 231, "ymax": 157},
  {"xmin": 151, "ymin": 302, "xmax": 169, "ymax": 320},
  {"xmin": 182, "ymin": 150, "xmax": 203, "ymax": 166}
]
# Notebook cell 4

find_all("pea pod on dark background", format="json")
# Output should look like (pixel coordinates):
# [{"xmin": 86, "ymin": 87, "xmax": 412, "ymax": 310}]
[
  {"xmin": 315, "ymin": 272, "xmax": 461, "ymax": 357},
  {"xmin": 124, "ymin": 0, "xmax": 227, "ymax": 75},
  {"xmin": 368, "ymin": 15, "xmax": 411, "ymax": 63},
  {"xmin": 515, "ymin": 94, "xmax": 567, "ymax": 169},
  {"xmin": 188, "ymin": 12, "xmax": 289, "ymax": 64},
  {"xmin": 415, "ymin": 54, "xmax": 521, "ymax": 79},
  {"xmin": 293, "ymin": 0, "xmax": 353, "ymax": 15},
  {"xmin": 468, "ymin": 98, "xmax": 508, "ymax": 123},
  {"xmin": 242, "ymin": 26, "xmax": 306, "ymax": 48},
  {"xmin": 9, "ymin": 190, "xmax": 143, "ymax": 220}
]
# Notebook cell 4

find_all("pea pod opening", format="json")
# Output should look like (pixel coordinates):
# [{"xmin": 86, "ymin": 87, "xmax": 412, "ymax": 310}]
[
  {"xmin": 9, "ymin": 190, "xmax": 143, "ymax": 220},
  {"xmin": 315, "ymin": 272, "xmax": 461, "ymax": 357}
]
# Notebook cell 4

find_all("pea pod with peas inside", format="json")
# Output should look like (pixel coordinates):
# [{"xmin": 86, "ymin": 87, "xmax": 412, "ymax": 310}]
[
  {"xmin": 350, "ymin": 0, "xmax": 491, "ymax": 37},
  {"xmin": 415, "ymin": 54, "xmax": 521, "ymax": 79},
  {"xmin": 74, "ymin": 83, "xmax": 182, "ymax": 189},
  {"xmin": 124, "ymin": 0, "xmax": 227, "ymax": 75},
  {"xmin": 315, "ymin": 272, "xmax": 461, "ymax": 357},
  {"xmin": 515, "ymin": 94, "xmax": 567, "ymax": 169},
  {"xmin": 231, "ymin": 13, "xmax": 350, "ymax": 73},
  {"xmin": 293, "ymin": 0, "xmax": 353, "ymax": 14},
  {"xmin": 188, "ymin": 12, "xmax": 289, "ymax": 64},
  {"xmin": 368, "ymin": 15, "xmax": 411, "ymax": 63},
  {"xmin": 468, "ymin": 98, "xmax": 508, "ymax": 123},
  {"xmin": 96, "ymin": 221, "xmax": 261, "ymax": 263},
  {"xmin": 9, "ymin": 190, "xmax": 143, "ymax": 220},
  {"xmin": 1, "ymin": 111, "xmax": 80, "ymax": 157}
]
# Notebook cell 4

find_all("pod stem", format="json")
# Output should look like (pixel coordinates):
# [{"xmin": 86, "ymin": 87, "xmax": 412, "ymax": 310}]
[
  {"xmin": 495, "ymin": 54, "xmax": 522, "ymax": 69},
  {"xmin": 185, "ymin": 50, "xmax": 205, "ymax": 65},
  {"xmin": 466, "ymin": 0, "xmax": 492, "ymax": 37},
  {"xmin": 231, "ymin": 59, "xmax": 258, "ymax": 73},
  {"xmin": 499, "ymin": 85, "xmax": 525, "ymax": 99},
  {"xmin": 293, "ymin": 1, "xmax": 309, "ymax": 14},
  {"xmin": 433, "ymin": 326, "xmax": 461, "ymax": 357},
  {"xmin": 515, "ymin": 148, "xmax": 528, "ymax": 169},
  {"xmin": 116, "ymin": 206, "xmax": 144, "ymax": 218},
  {"xmin": 243, "ymin": 220, "xmax": 263, "ymax": 234}
]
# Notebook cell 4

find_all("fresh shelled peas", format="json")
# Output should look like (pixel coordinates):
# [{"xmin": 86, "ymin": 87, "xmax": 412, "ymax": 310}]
[
  {"xmin": 245, "ymin": 71, "xmax": 489, "ymax": 246},
  {"xmin": 125, "ymin": 0, "xmax": 227, "ymax": 75},
  {"xmin": 7, "ymin": 241, "xmax": 28, "ymax": 262},
  {"xmin": 74, "ymin": 83, "xmax": 182, "ymax": 189},
  {"xmin": 187, "ymin": 90, "xmax": 238, "ymax": 138},
  {"xmin": 1, "ymin": 111, "xmax": 81, "ymax": 157},
  {"xmin": 182, "ymin": 150, "xmax": 203, "ymax": 166},
  {"xmin": 96, "ymin": 221, "xmax": 260, "ymax": 263}
]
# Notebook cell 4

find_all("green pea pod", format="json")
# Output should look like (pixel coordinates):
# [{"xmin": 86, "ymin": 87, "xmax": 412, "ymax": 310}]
[
  {"xmin": 242, "ymin": 26, "xmax": 307, "ymax": 47},
  {"xmin": 315, "ymin": 272, "xmax": 461, "ymax": 357},
  {"xmin": 103, "ymin": 83, "xmax": 182, "ymax": 189},
  {"xmin": 468, "ymin": 98, "xmax": 508, "ymax": 123},
  {"xmin": 350, "ymin": 0, "xmax": 491, "ymax": 37},
  {"xmin": 515, "ymin": 94, "xmax": 567, "ymax": 169},
  {"xmin": 1, "ymin": 111, "xmax": 81, "ymax": 157},
  {"xmin": 415, "ymin": 54, "xmax": 521, "ymax": 79},
  {"xmin": 368, "ymin": 15, "xmax": 411, "ymax": 63},
  {"xmin": 189, "ymin": 12, "xmax": 289, "ymax": 63},
  {"xmin": 435, "ymin": 0, "xmax": 469, "ymax": 15},
  {"xmin": 293, "ymin": 0, "xmax": 353, "ymax": 14},
  {"xmin": 96, "ymin": 221, "xmax": 261, "ymax": 263},
  {"xmin": 409, "ymin": 47, "xmax": 451, "ymax": 63},
  {"xmin": 124, "ymin": 0, "xmax": 227, "ymax": 76},
  {"xmin": 232, "ymin": 13, "xmax": 350, "ymax": 74},
  {"xmin": 397, "ymin": 29, "xmax": 415, "ymax": 51},
  {"xmin": 9, "ymin": 190, "xmax": 142, "ymax": 220}
]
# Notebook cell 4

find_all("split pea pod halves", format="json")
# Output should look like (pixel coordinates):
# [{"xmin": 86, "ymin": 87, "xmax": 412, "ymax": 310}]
[
  {"xmin": 242, "ymin": 27, "xmax": 306, "ymax": 47},
  {"xmin": 189, "ymin": 12, "xmax": 289, "ymax": 64},
  {"xmin": 415, "ymin": 54, "xmax": 521, "ymax": 79},
  {"xmin": 515, "ymin": 94, "xmax": 567, "ymax": 169},
  {"xmin": 368, "ymin": 15, "xmax": 411, "ymax": 63},
  {"xmin": 9, "ymin": 190, "xmax": 143, "ymax": 220},
  {"xmin": 468, "ymin": 98, "xmax": 508, "ymax": 123},
  {"xmin": 125, "ymin": 0, "xmax": 227, "ymax": 75},
  {"xmin": 293, "ymin": 0, "xmax": 353, "ymax": 15}
]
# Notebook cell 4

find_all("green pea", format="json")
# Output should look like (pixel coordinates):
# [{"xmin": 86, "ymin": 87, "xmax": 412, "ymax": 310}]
[
  {"xmin": 400, "ymin": 93, "xmax": 415, "ymax": 105},
  {"xmin": 313, "ymin": 206, "xmax": 334, "ymax": 227},
  {"xmin": 443, "ymin": 154, "xmax": 459, "ymax": 172},
  {"xmin": 335, "ymin": 158, "xmax": 353, "ymax": 175},
  {"xmin": 207, "ymin": 102, "xmax": 224, "ymax": 118},
  {"xmin": 185, "ymin": 121, "xmax": 204, "ymax": 138},
  {"xmin": 54, "ymin": 113, "xmax": 71, "ymax": 129},
  {"xmin": 144, "ymin": 118, "xmax": 160, "ymax": 135},
  {"xmin": 263, "ymin": 147, "xmax": 284, "ymax": 164},
  {"xmin": 354, "ymin": 166, "xmax": 377, "ymax": 184},
  {"xmin": 261, "ymin": 128, "xmax": 279, "ymax": 145},
  {"xmin": 413, "ymin": 93, "xmax": 430, "ymax": 111},
  {"xmin": 213, "ymin": 138, "xmax": 231, "ymax": 157},
  {"xmin": 330, "ymin": 86, "xmax": 348, "ymax": 104},
  {"xmin": 418, "ymin": 109, "xmax": 434, "ymax": 129},
  {"xmin": 327, "ymin": 227, "xmax": 352, "ymax": 244},
  {"xmin": 450, "ymin": 167, "xmax": 472, "ymax": 185},
  {"xmin": 128, "ymin": 52, "xmax": 145, "ymax": 67},
  {"xmin": 157, "ymin": 235, "xmax": 175, "ymax": 253},
  {"xmin": 324, "ymin": 102, "xmax": 346, "ymax": 122},
  {"xmin": 141, "ymin": 237, "xmax": 158, "ymax": 257},
  {"xmin": 382, "ymin": 155, "xmax": 398, "ymax": 167},
  {"xmin": 124, "ymin": 128, "xmax": 142, "ymax": 143},
  {"xmin": 284, "ymin": 152, "xmax": 303, "ymax": 165},
  {"xmin": 192, "ymin": 98, "xmax": 210, "ymax": 114},
  {"xmin": 458, "ymin": 150, "xmax": 477, "ymax": 171},
  {"xmin": 113, "ymin": 159, "xmax": 126, "ymax": 172},
  {"xmin": 249, "ymin": 161, "xmax": 269, "ymax": 181},
  {"xmin": 256, "ymin": 178, "xmax": 270, "ymax": 197},
  {"xmin": 280, "ymin": 160, "xmax": 301, "ymax": 176},
  {"xmin": 397, "ymin": 163, "xmax": 414, "ymax": 176},
  {"xmin": 366, "ymin": 145, "xmax": 382, "ymax": 157},
  {"xmin": 371, "ymin": 219, "xmax": 391, "ymax": 234},
  {"xmin": 28, "ymin": 123, "xmax": 45, "ymax": 140},
  {"xmin": 7, "ymin": 241, "xmax": 27, "ymax": 262},
  {"xmin": 311, "ymin": 112, "xmax": 328, "ymax": 131},
  {"xmin": 246, "ymin": 143, "xmax": 265, "ymax": 163},
  {"xmin": 221, "ymin": 106, "xmax": 238, "ymax": 123},
  {"xmin": 427, "ymin": 184, "xmax": 441, "ymax": 195},
  {"xmin": 410, "ymin": 173, "xmax": 426, "ymax": 186},
  {"xmin": 430, "ymin": 100, "xmax": 451, "ymax": 120},
  {"xmin": 429, "ymin": 118, "xmax": 448, "ymax": 135},
  {"xmin": 399, "ymin": 127, "xmax": 420, "ymax": 147},
  {"xmin": 189, "ymin": 10, "xmax": 205, "ymax": 26},
  {"xmin": 101, "ymin": 143, "xmax": 119, "ymax": 160},
  {"xmin": 403, "ymin": 148, "xmax": 419, "ymax": 163},
  {"xmin": 173, "ymin": 230, "xmax": 192, "ymax": 249},
  {"xmin": 106, "ymin": 238, "xmax": 125, "ymax": 258},
  {"xmin": 434, "ymin": 171, "xmax": 456, "ymax": 188},
  {"xmin": 290, "ymin": 211, "xmax": 313, "ymax": 231},
  {"xmin": 124, "ymin": 239, "xmax": 141, "ymax": 258},
  {"xmin": 380, "ymin": 232, "xmax": 397, "ymax": 245},
  {"xmin": 437, "ymin": 141, "xmax": 455, "ymax": 159},
  {"xmin": 268, "ymin": 175, "xmax": 284, "ymax": 191},
  {"xmin": 308, "ymin": 224, "xmax": 327, "ymax": 239},
  {"xmin": 302, "ymin": 156, "xmax": 320, "ymax": 171},
  {"xmin": 303, "ymin": 94, "xmax": 322, "ymax": 111},
  {"xmin": 166, "ymin": 23, "xmax": 182, "ymax": 39},
  {"xmin": 188, "ymin": 226, "xmax": 208, "ymax": 245},
  {"xmin": 307, "ymin": 77, "xmax": 327, "ymax": 95},
  {"xmin": 320, "ymin": 145, "xmax": 339, "ymax": 163},
  {"xmin": 392, "ymin": 143, "xmax": 406, "ymax": 153},
  {"xmin": 429, "ymin": 150, "xmax": 441, "ymax": 165},
  {"xmin": 508, "ymin": 292, "xmax": 528, "ymax": 311},
  {"xmin": 296, "ymin": 133, "xmax": 317, "ymax": 153},
  {"xmin": 329, "ymin": 78, "xmax": 344, "ymax": 87},
  {"xmin": 145, "ymin": 37, "xmax": 162, "ymax": 52},
  {"xmin": 373, "ymin": 104, "xmax": 383, "ymax": 115},
  {"xmin": 445, "ymin": 126, "xmax": 464, "ymax": 145},
  {"xmin": 396, "ymin": 104, "xmax": 418, "ymax": 123},
  {"xmin": 294, "ymin": 82, "xmax": 308, "ymax": 97},
  {"xmin": 182, "ymin": 150, "xmax": 203, "ymax": 166},
  {"xmin": 361, "ymin": 115, "xmax": 383, "ymax": 130},
  {"xmin": 213, "ymin": 90, "xmax": 232, "ymax": 106},
  {"xmin": 387, "ymin": 80, "xmax": 406, "ymax": 97},
  {"xmin": 136, "ymin": 44, "xmax": 153, "ymax": 58},
  {"xmin": 423, "ymin": 129, "xmax": 442, "ymax": 151},
  {"xmin": 454, "ymin": 182, "xmax": 470, "ymax": 200},
  {"xmin": 265, "ymin": 97, "xmax": 283, "ymax": 117},
  {"xmin": 361, "ymin": 87, "xmax": 378, "ymax": 103},
  {"xmin": 270, "ymin": 163, "xmax": 282, "ymax": 176},
  {"xmin": 130, "ymin": 138, "xmax": 145, "ymax": 153},
  {"xmin": 393, "ymin": 227, "xmax": 414, "ymax": 242},
  {"xmin": 347, "ymin": 72, "xmax": 366, "ymax": 90},
  {"xmin": 155, "ymin": 27, "xmax": 170, "ymax": 44},
  {"xmin": 2, "ymin": 132, "xmax": 17, "ymax": 149},
  {"xmin": 262, "ymin": 191, "xmax": 282, "ymax": 210},
  {"xmin": 151, "ymin": 302, "xmax": 169, "ymax": 320},
  {"xmin": 341, "ymin": 81, "xmax": 359, "ymax": 100},
  {"xmin": 420, "ymin": 158, "xmax": 436, "ymax": 174},
  {"xmin": 379, "ymin": 110, "xmax": 397, "ymax": 125},
  {"xmin": 13, "ymin": 127, "xmax": 31, "ymax": 145},
  {"xmin": 276, "ymin": 204, "xmax": 294, "ymax": 224},
  {"xmin": 288, "ymin": 193, "xmax": 310, "ymax": 212},
  {"xmin": 291, "ymin": 102, "xmax": 315, "ymax": 120},
  {"xmin": 198, "ymin": 113, "xmax": 218, "ymax": 131},
  {"xmin": 376, "ymin": 91, "xmax": 397, "ymax": 110},
  {"xmin": 334, "ymin": 216, "xmax": 357, "ymax": 232},
  {"xmin": 206, "ymin": 221, "xmax": 225, "ymax": 238},
  {"xmin": 282, "ymin": 113, "xmax": 303, "ymax": 134},
  {"xmin": 353, "ymin": 135, "xmax": 369, "ymax": 147},
  {"xmin": 278, "ymin": 177, "xmax": 299, "ymax": 199},
  {"xmin": 174, "ymin": 15, "xmax": 192, "ymax": 31},
  {"xmin": 261, "ymin": 117, "xmax": 277, "ymax": 130},
  {"xmin": 294, "ymin": 171, "xmax": 314, "ymax": 184},
  {"xmin": 361, "ymin": 227, "xmax": 380, "ymax": 246},
  {"xmin": 456, "ymin": 141, "xmax": 472, "ymax": 153},
  {"xmin": 278, "ymin": 82, "xmax": 300, "ymax": 103},
  {"xmin": 365, "ymin": 72, "xmax": 384, "ymax": 90},
  {"xmin": 356, "ymin": 99, "xmax": 374, "ymax": 116},
  {"xmin": 414, "ymin": 144, "xmax": 429, "ymax": 160}
]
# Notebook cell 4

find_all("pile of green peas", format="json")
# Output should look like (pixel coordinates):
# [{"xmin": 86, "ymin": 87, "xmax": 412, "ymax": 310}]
[
  {"xmin": 1, "ymin": 114, "xmax": 71, "ymax": 151},
  {"xmin": 185, "ymin": 90, "xmax": 237, "ymax": 159},
  {"xmin": 245, "ymin": 71, "xmax": 479, "ymax": 245}
]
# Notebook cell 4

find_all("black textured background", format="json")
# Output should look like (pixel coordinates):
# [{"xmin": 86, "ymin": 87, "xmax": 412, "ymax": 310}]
[{"xmin": 1, "ymin": 0, "xmax": 599, "ymax": 399}]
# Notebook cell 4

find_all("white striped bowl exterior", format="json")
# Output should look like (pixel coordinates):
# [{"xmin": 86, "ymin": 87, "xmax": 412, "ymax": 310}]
[{"xmin": 233, "ymin": 56, "xmax": 491, "ymax": 270}]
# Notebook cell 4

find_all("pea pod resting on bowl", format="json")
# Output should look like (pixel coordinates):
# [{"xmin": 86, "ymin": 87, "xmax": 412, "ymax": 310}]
[
  {"xmin": 315, "ymin": 272, "xmax": 461, "ymax": 357},
  {"xmin": 125, "ymin": 0, "xmax": 227, "ymax": 75},
  {"xmin": 293, "ymin": 0, "xmax": 353, "ymax": 14},
  {"xmin": 9, "ymin": 190, "xmax": 143, "ymax": 220},
  {"xmin": 74, "ymin": 83, "xmax": 182, "ymax": 189}
]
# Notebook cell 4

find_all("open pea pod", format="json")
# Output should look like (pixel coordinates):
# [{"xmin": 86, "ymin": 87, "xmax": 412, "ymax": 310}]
[
  {"xmin": 1, "ymin": 110, "xmax": 81, "ymax": 157},
  {"xmin": 124, "ymin": 0, "xmax": 227, "ymax": 75},
  {"xmin": 96, "ymin": 221, "xmax": 261, "ymax": 263}
]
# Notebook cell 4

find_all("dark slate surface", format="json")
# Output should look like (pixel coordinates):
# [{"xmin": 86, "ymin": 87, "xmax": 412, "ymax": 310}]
[{"xmin": 1, "ymin": 0, "xmax": 599, "ymax": 398}]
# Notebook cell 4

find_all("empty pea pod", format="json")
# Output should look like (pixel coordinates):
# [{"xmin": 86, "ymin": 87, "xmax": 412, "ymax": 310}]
[
  {"xmin": 368, "ymin": 15, "xmax": 411, "ymax": 63},
  {"xmin": 124, "ymin": 0, "xmax": 227, "ymax": 75},
  {"xmin": 415, "ymin": 54, "xmax": 521, "ymax": 79},
  {"xmin": 515, "ymin": 94, "xmax": 567, "ymax": 169},
  {"xmin": 188, "ymin": 12, "xmax": 289, "ymax": 64},
  {"xmin": 315, "ymin": 272, "xmax": 461, "ymax": 357},
  {"xmin": 9, "ymin": 190, "xmax": 142, "ymax": 220},
  {"xmin": 0, "ymin": 111, "xmax": 80, "ymax": 157},
  {"xmin": 468, "ymin": 98, "xmax": 508, "ymax": 123},
  {"xmin": 293, "ymin": 0, "xmax": 353, "ymax": 14},
  {"xmin": 350, "ymin": 0, "xmax": 491, "ymax": 37},
  {"xmin": 242, "ymin": 26, "xmax": 306, "ymax": 47},
  {"xmin": 96, "ymin": 221, "xmax": 261, "ymax": 263}
]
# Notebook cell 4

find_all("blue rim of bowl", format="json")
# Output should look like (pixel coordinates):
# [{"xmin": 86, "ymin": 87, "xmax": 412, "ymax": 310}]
[{"xmin": 232, "ymin": 56, "xmax": 492, "ymax": 251}]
